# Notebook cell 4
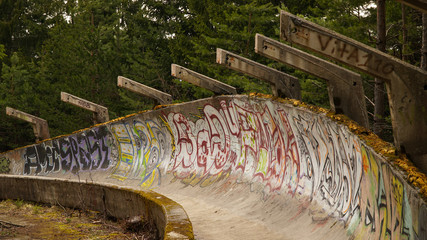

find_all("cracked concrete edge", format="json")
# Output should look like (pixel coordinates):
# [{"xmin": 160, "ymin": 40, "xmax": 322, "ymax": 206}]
[{"xmin": 0, "ymin": 175, "xmax": 194, "ymax": 240}]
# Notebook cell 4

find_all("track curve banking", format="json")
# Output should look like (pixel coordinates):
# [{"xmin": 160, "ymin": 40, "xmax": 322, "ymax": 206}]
[{"xmin": 1, "ymin": 95, "xmax": 426, "ymax": 239}]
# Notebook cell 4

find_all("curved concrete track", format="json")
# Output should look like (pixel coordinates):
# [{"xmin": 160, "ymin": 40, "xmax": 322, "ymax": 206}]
[
  {"xmin": 1, "ymin": 95, "xmax": 426, "ymax": 239},
  {"xmin": 0, "ymin": 175, "xmax": 193, "ymax": 239}
]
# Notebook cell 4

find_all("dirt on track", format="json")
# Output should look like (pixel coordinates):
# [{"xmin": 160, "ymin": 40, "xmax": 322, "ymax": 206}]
[{"xmin": 0, "ymin": 199, "xmax": 158, "ymax": 240}]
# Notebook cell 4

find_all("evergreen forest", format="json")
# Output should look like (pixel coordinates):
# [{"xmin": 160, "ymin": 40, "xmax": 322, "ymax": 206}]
[{"xmin": 0, "ymin": 0, "xmax": 425, "ymax": 151}]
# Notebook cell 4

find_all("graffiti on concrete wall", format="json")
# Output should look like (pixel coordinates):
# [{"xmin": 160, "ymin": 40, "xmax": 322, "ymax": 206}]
[
  {"xmin": 162, "ymin": 98, "xmax": 426, "ymax": 239},
  {"xmin": 110, "ymin": 119, "xmax": 169, "ymax": 187},
  {"xmin": 3, "ymin": 96, "xmax": 425, "ymax": 239},
  {"xmin": 23, "ymin": 126, "xmax": 112, "ymax": 175},
  {"xmin": 354, "ymin": 145, "xmax": 426, "ymax": 239},
  {"xmin": 166, "ymin": 100, "xmax": 300, "ymax": 193},
  {"xmin": 292, "ymin": 113, "xmax": 363, "ymax": 222},
  {"xmin": 166, "ymin": 103, "xmax": 237, "ymax": 187}
]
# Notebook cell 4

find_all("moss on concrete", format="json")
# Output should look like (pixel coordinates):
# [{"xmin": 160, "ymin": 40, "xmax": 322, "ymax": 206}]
[
  {"xmin": 98, "ymin": 183, "xmax": 194, "ymax": 239},
  {"xmin": 0, "ymin": 199, "xmax": 135, "ymax": 240}
]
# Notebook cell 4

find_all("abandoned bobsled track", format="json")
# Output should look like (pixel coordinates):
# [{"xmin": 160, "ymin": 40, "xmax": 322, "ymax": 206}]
[{"xmin": 1, "ymin": 94, "xmax": 426, "ymax": 239}]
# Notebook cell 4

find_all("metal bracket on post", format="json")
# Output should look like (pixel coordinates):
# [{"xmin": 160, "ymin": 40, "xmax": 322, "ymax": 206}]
[
  {"xmin": 117, "ymin": 76, "xmax": 173, "ymax": 105},
  {"xmin": 255, "ymin": 34, "xmax": 369, "ymax": 128},
  {"xmin": 171, "ymin": 64, "xmax": 237, "ymax": 95},
  {"xmin": 61, "ymin": 92, "xmax": 109, "ymax": 124},
  {"xmin": 280, "ymin": 10, "xmax": 427, "ymax": 172},
  {"xmin": 6, "ymin": 107, "xmax": 50, "ymax": 142},
  {"xmin": 216, "ymin": 48, "xmax": 301, "ymax": 100}
]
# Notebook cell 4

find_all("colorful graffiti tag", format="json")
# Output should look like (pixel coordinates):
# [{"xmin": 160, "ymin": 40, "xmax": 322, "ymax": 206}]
[
  {"xmin": 355, "ymin": 146, "xmax": 424, "ymax": 239},
  {"xmin": 110, "ymin": 119, "xmax": 170, "ymax": 187},
  {"xmin": 166, "ymin": 100, "xmax": 300, "ymax": 194},
  {"xmin": 23, "ymin": 126, "xmax": 112, "ymax": 175},
  {"xmin": 292, "ymin": 113, "xmax": 363, "ymax": 221}
]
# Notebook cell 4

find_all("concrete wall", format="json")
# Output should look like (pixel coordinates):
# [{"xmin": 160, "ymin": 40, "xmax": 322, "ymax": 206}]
[
  {"xmin": 0, "ymin": 175, "xmax": 193, "ymax": 239},
  {"xmin": 1, "ymin": 95, "xmax": 426, "ymax": 239}
]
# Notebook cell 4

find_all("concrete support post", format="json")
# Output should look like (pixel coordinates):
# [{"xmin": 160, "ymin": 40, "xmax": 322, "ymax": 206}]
[
  {"xmin": 255, "ymin": 34, "xmax": 369, "ymax": 128},
  {"xmin": 280, "ymin": 10, "xmax": 427, "ymax": 172},
  {"xmin": 6, "ymin": 107, "xmax": 50, "ymax": 141},
  {"xmin": 216, "ymin": 48, "xmax": 301, "ymax": 99},
  {"xmin": 61, "ymin": 92, "xmax": 109, "ymax": 124},
  {"xmin": 171, "ymin": 64, "xmax": 237, "ymax": 95},
  {"xmin": 117, "ymin": 76, "xmax": 173, "ymax": 105}
]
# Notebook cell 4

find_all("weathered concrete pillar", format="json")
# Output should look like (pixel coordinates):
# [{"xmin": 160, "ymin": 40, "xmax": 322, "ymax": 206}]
[
  {"xmin": 6, "ymin": 107, "xmax": 50, "ymax": 141},
  {"xmin": 216, "ymin": 48, "xmax": 301, "ymax": 99},
  {"xmin": 117, "ymin": 76, "xmax": 173, "ymax": 105},
  {"xmin": 255, "ymin": 34, "xmax": 369, "ymax": 128},
  {"xmin": 171, "ymin": 64, "xmax": 237, "ymax": 95},
  {"xmin": 61, "ymin": 92, "xmax": 109, "ymax": 124},
  {"xmin": 280, "ymin": 10, "xmax": 427, "ymax": 172}
]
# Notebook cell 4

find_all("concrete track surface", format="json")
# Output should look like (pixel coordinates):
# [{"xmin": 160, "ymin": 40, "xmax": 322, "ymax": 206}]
[{"xmin": 1, "ymin": 95, "xmax": 426, "ymax": 239}]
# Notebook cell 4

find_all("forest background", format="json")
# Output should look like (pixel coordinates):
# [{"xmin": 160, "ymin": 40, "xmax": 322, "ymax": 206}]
[{"xmin": 0, "ymin": 0, "xmax": 425, "ymax": 151}]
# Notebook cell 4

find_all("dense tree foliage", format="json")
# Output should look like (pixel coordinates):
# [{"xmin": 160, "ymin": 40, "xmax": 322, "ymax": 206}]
[{"xmin": 0, "ymin": 0, "xmax": 424, "ymax": 150}]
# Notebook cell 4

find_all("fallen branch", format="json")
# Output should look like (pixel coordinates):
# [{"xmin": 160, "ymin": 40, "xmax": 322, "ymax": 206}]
[{"xmin": 0, "ymin": 219, "xmax": 25, "ymax": 227}]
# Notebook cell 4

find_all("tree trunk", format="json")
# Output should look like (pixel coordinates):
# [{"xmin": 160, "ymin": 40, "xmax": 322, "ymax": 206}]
[
  {"xmin": 421, "ymin": 13, "xmax": 427, "ymax": 70},
  {"xmin": 401, "ymin": 4, "xmax": 407, "ymax": 61},
  {"xmin": 374, "ymin": 0, "xmax": 387, "ymax": 139}
]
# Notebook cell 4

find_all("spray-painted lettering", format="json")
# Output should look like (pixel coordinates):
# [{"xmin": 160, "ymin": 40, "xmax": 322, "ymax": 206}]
[
  {"xmin": 23, "ymin": 126, "xmax": 111, "ymax": 175},
  {"xmin": 316, "ymin": 34, "xmax": 395, "ymax": 75}
]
